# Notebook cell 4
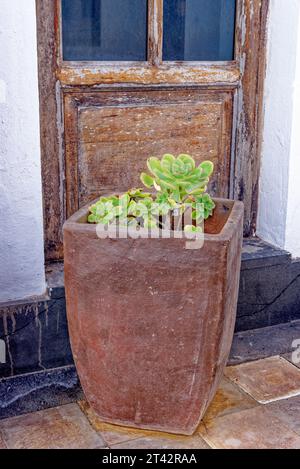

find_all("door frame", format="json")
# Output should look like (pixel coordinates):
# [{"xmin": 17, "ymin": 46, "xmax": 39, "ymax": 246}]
[{"xmin": 36, "ymin": 0, "xmax": 269, "ymax": 261}]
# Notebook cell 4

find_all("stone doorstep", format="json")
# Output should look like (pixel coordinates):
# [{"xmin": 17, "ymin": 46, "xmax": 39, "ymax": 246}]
[
  {"xmin": 229, "ymin": 319, "xmax": 300, "ymax": 365},
  {"xmin": 0, "ymin": 366, "xmax": 83, "ymax": 421}
]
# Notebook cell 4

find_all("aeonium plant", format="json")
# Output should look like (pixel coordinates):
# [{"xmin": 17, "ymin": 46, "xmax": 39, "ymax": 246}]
[{"xmin": 88, "ymin": 154, "xmax": 215, "ymax": 233}]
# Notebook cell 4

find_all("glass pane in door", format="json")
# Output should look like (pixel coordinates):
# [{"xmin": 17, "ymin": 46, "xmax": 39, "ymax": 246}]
[
  {"xmin": 163, "ymin": 0, "xmax": 236, "ymax": 61},
  {"xmin": 62, "ymin": 0, "xmax": 148, "ymax": 61}
]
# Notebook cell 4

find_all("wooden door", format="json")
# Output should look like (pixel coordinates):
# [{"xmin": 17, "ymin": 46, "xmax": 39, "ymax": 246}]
[{"xmin": 37, "ymin": 0, "xmax": 269, "ymax": 260}]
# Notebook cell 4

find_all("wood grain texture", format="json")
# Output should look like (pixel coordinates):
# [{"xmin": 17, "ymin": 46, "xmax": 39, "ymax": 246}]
[
  {"xmin": 63, "ymin": 89, "xmax": 233, "ymax": 216},
  {"xmin": 37, "ymin": 0, "xmax": 269, "ymax": 260},
  {"xmin": 36, "ymin": 0, "xmax": 63, "ymax": 260},
  {"xmin": 233, "ymin": 0, "xmax": 269, "ymax": 235},
  {"xmin": 58, "ymin": 63, "xmax": 240, "ymax": 87},
  {"xmin": 148, "ymin": 0, "xmax": 163, "ymax": 66}
]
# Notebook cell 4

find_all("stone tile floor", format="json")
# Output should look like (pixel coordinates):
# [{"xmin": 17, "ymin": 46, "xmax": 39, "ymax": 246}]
[{"xmin": 1, "ymin": 355, "xmax": 300, "ymax": 449}]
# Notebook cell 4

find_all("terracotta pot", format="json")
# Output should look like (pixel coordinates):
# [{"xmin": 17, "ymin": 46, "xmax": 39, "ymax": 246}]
[{"xmin": 64, "ymin": 198, "xmax": 243, "ymax": 435}]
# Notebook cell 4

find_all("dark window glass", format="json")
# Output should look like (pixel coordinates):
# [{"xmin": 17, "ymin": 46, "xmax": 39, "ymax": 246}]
[
  {"xmin": 62, "ymin": 0, "xmax": 148, "ymax": 61},
  {"xmin": 163, "ymin": 0, "xmax": 236, "ymax": 61}
]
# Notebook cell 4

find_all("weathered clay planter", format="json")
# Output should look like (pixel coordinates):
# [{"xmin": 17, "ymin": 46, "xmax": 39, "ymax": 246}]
[{"xmin": 64, "ymin": 198, "xmax": 243, "ymax": 435}]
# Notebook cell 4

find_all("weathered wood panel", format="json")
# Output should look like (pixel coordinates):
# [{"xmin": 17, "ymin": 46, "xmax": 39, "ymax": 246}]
[
  {"xmin": 148, "ymin": 0, "xmax": 163, "ymax": 66},
  {"xmin": 233, "ymin": 0, "xmax": 269, "ymax": 235},
  {"xmin": 36, "ymin": 0, "xmax": 63, "ymax": 260},
  {"xmin": 63, "ymin": 90, "xmax": 233, "ymax": 216},
  {"xmin": 37, "ymin": 0, "xmax": 269, "ymax": 260},
  {"xmin": 58, "ymin": 63, "xmax": 240, "ymax": 87}
]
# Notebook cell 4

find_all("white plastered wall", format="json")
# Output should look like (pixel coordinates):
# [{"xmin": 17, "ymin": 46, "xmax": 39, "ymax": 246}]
[
  {"xmin": 0, "ymin": 0, "xmax": 46, "ymax": 302},
  {"xmin": 285, "ymin": 1, "xmax": 300, "ymax": 257},
  {"xmin": 257, "ymin": 0, "xmax": 300, "ymax": 258}
]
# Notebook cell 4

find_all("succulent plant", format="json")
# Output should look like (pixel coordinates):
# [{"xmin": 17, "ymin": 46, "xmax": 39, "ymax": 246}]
[
  {"xmin": 88, "ymin": 154, "xmax": 215, "ymax": 233},
  {"xmin": 140, "ymin": 154, "xmax": 214, "ymax": 202}
]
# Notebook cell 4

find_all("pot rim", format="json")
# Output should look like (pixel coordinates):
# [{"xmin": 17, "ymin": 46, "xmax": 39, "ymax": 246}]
[{"xmin": 64, "ymin": 197, "xmax": 244, "ymax": 243}]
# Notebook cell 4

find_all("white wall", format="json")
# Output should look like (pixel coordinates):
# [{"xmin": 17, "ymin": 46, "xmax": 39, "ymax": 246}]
[
  {"xmin": 0, "ymin": 0, "xmax": 46, "ymax": 302},
  {"xmin": 285, "ymin": 2, "xmax": 300, "ymax": 257},
  {"xmin": 257, "ymin": 0, "xmax": 300, "ymax": 257}
]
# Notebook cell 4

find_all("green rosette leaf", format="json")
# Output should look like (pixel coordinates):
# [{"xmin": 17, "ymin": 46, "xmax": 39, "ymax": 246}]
[
  {"xmin": 140, "ymin": 173, "xmax": 154, "ymax": 189},
  {"xmin": 199, "ymin": 160, "xmax": 214, "ymax": 177}
]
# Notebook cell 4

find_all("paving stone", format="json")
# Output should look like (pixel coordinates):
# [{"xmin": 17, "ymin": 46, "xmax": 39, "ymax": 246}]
[
  {"xmin": 111, "ymin": 435, "xmax": 210, "ymax": 449},
  {"xmin": 79, "ymin": 400, "xmax": 152, "ymax": 445},
  {"xmin": 198, "ymin": 406, "xmax": 300, "ymax": 449},
  {"xmin": 225, "ymin": 356, "xmax": 300, "ymax": 403},
  {"xmin": 203, "ymin": 377, "xmax": 258, "ymax": 422},
  {"xmin": 0, "ymin": 403, "xmax": 104, "ymax": 449},
  {"xmin": 265, "ymin": 395, "xmax": 300, "ymax": 435}
]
